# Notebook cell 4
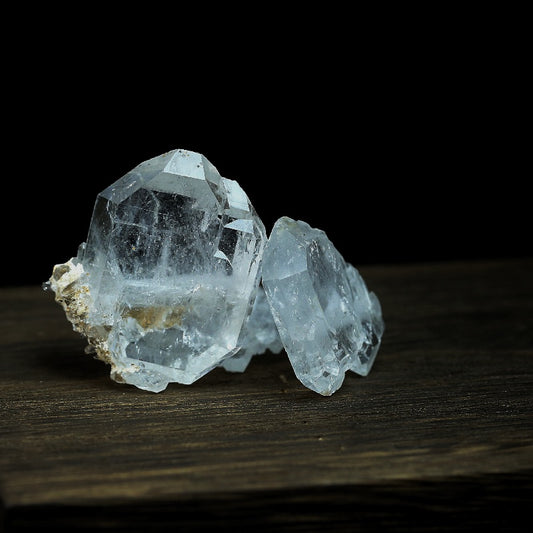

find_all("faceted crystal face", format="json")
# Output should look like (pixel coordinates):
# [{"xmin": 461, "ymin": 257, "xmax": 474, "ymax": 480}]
[
  {"xmin": 261, "ymin": 217, "xmax": 384, "ymax": 396},
  {"xmin": 75, "ymin": 149, "xmax": 266, "ymax": 391}
]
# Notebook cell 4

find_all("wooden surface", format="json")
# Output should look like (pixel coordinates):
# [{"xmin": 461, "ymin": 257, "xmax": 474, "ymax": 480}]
[{"xmin": 1, "ymin": 259, "xmax": 532, "ymax": 531}]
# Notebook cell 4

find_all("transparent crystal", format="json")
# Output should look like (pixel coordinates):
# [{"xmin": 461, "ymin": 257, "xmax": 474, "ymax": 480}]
[
  {"xmin": 49, "ymin": 149, "xmax": 266, "ymax": 392},
  {"xmin": 261, "ymin": 216, "xmax": 384, "ymax": 396}
]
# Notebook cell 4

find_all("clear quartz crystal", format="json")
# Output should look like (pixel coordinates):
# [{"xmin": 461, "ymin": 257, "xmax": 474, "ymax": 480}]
[
  {"xmin": 261, "ymin": 216, "xmax": 384, "ymax": 396},
  {"xmin": 49, "ymin": 149, "xmax": 266, "ymax": 392}
]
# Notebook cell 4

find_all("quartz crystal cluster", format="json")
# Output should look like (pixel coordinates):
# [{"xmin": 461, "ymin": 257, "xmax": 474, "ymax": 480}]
[{"xmin": 47, "ymin": 149, "xmax": 383, "ymax": 395}]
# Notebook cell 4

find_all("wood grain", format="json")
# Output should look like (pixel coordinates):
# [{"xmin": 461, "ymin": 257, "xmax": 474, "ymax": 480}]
[{"xmin": 1, "ymin": 259, "xmax": 532, "ymax": 531}]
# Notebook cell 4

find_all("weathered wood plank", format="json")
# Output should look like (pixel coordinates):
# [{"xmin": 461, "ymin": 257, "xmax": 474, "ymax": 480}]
[{"xmin": 1, "ymin": 259, "xmax": 532, "ymax": 530}]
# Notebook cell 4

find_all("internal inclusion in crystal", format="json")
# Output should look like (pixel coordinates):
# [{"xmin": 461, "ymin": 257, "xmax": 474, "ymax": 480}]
[{"xmin": 52, "ymin": 149, "xmax": 266, "ymax": 391}]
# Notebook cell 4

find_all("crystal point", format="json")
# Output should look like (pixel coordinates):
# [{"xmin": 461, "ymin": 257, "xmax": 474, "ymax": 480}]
[
  {"xmin": 262, "ymin": 217, "xmax": 384, "ymax": 396},
  {"xmin": 48, "ymin": 149, "xmax": 266, "ymax": 391}
]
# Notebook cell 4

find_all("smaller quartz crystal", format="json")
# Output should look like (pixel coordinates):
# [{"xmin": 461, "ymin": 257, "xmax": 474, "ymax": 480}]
[{"xmin": 261, "ymin": 217, "xmax": 384, "ymax": 396}]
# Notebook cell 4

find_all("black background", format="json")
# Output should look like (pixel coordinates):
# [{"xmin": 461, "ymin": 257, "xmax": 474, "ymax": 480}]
[
  {"xmin": 3, "ymin": 10, "xmax": 529, "ymax": 287},
  {"xmin": 0, "ymin": 10, "xmax": 531, "ymax": 532}
]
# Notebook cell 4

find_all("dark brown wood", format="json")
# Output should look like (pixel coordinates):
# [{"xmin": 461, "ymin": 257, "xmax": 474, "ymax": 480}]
[{"xmin": 1, "ymin": 259, "xmax": 532, "ymax": 531}]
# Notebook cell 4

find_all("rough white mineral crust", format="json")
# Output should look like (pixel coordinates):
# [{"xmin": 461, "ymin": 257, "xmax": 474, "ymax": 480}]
[
  {"xmin": 261, "ymin": 217, "xmax": 384, "ymax": 396},
  {"xmin": 48, "ymin": 149, "xmax": 266, "ymax": 392},
  {"xmin": 220, "ymin": 284, "xmax": 284, "ymax": 372}
]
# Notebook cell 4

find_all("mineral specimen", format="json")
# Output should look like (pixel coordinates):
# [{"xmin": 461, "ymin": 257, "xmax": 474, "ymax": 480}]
[
  {"xmin": 47, "ymin": 149, "xmax": 266, "ymax": 392},
  {"xmin": 261, "ymin": 217, "xmax": 384, "ymax": 396},
  {"xmin": 48, "ymin": 149, "xmax": 385, "ymax": 396}
]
